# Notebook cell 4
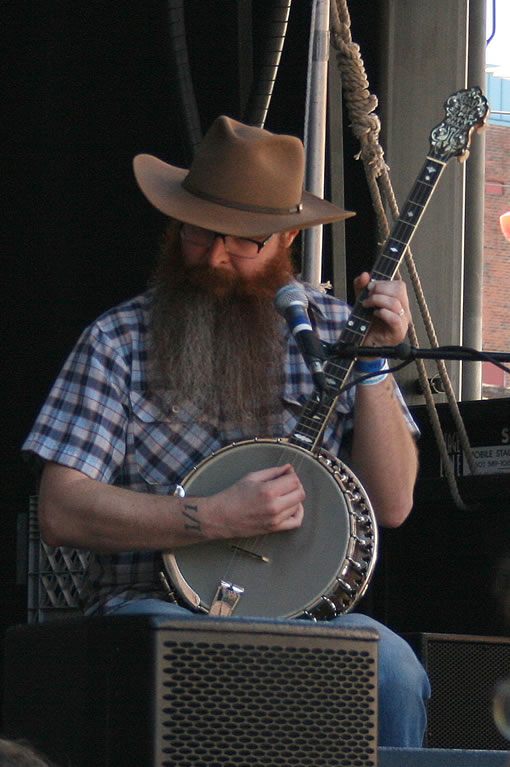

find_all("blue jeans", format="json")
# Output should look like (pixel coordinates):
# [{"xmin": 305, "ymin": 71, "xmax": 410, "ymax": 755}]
[{"xmin": 105, "ymin": 596, "xmax": 431, "ymax": 748}]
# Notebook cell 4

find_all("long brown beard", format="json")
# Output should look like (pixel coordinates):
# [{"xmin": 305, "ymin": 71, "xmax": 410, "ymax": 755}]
[{"xmin": 148, "ymin": 221, "xmax": 296, "ymax": 437}]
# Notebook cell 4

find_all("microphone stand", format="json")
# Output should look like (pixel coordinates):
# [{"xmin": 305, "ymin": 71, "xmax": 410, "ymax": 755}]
[
  {"xmin": 305, "ymin": 341, "xmax": 510, "ymax": 399},
  {"xmin": 325, "ymin": 341, "xmax": 510, "ymax": 369},
  {"xmin": 310, "ymin": 341, "xmax": 510, "ymax": 396}
]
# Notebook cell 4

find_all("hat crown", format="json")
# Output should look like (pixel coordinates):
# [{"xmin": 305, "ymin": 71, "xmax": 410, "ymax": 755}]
[
  {"xmin": 132, "ymin": 115, "xmax": 354, "ymax": 237},
  {"xmin": 182, "ymin": 116, "xmax": 305, "ymax": 212}
]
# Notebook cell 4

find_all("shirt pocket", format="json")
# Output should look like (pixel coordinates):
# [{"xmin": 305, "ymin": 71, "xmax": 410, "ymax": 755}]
[{"xmin": 129, "ymin": 391, "xmax": 199, "ymax": 493}]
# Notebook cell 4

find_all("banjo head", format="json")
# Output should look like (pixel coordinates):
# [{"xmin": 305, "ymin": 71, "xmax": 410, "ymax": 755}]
[{"xmin": 162, "ymin": 439, "xmax": 377, "ymax": 619}]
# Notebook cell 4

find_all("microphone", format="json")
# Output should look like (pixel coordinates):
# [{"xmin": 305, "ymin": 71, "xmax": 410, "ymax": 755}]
[{"xmin": 275, "ymin": 283, "xmax": 326, "ymax": 391}]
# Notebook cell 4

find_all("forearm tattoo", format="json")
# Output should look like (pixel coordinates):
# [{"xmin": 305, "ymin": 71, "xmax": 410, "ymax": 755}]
[{"xmin": 182, "ymin": 502, "xmax": 201, "ymax": 532}]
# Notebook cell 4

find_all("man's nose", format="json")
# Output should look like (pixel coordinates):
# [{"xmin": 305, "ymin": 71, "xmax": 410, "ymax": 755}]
[{"xmin": 206, "ymin": 235, "xmax": 231, "ymax": 267}]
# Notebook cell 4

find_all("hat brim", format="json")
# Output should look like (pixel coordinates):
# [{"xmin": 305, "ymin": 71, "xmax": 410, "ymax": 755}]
[{"xmin": 133, "ymin": 154, "xmax": 355, "ymax": 237}]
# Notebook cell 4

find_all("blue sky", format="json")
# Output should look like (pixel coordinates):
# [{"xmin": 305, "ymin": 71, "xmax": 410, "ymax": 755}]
[{"xmin": 486, "ymin": 0, "xmax": 510, "ymax": 77}]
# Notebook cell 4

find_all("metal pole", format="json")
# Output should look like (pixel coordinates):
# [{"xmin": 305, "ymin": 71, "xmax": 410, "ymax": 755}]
[
  {"xmin": 462, "ymin": 0, "xmax": 486, "ymax": 400},
  {"xmin": 302, "ymin": 0, "xmax": 330, "ymax": 286}
]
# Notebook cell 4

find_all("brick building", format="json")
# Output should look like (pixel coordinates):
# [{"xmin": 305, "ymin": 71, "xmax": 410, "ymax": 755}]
[{"xmin": 482, "ymin": 73, "xmax": 510, "ymax": 397}]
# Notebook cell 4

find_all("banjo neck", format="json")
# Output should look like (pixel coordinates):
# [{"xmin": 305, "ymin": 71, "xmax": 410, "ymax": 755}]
[{"xmin": 288, "ymin": 86, "xmax": 489, "ymax": 454}]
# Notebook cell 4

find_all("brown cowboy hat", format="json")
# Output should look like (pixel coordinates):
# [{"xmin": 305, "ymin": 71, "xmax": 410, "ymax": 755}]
[{"xmin": 133, "ymin": 115, "xmax": 354, "ymax": 238}]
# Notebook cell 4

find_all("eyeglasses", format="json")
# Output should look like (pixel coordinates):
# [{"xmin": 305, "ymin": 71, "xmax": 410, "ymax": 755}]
[{"xmin": 180, "ymin": 223, "xmax": 274, "ymax": 260}]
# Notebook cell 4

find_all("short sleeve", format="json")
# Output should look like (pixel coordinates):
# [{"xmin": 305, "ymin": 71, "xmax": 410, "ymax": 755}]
[{"xmin": 21, "ymin": 322, "xmax": 131, "ymax": 483}]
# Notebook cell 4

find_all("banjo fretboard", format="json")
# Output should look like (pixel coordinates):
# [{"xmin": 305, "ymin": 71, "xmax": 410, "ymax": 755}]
[{"xmin": 289, "ymin": 85, "xmax": 489, "ymax": 453}]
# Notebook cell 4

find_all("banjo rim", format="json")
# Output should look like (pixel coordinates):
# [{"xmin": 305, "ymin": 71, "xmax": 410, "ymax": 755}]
[{"xmin": 161, "ymin": 437, "xmax": 378, "ymax": 619}]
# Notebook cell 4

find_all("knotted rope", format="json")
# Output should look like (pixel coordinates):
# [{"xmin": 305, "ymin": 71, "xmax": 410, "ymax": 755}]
[{"xmin": 330, "ymin": 0, "xmax": 477, "ymax": 509}]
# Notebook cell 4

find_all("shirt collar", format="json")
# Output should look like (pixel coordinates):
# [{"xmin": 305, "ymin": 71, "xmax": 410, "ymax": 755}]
[{"xmin": 289, "ymin": 279, "xmax": 328, "ymax": 321}]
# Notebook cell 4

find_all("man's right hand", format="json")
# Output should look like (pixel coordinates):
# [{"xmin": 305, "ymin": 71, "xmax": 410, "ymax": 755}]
[{"xmin": 204, "ymin": 463, "xmax": 305, "ymax": 539}]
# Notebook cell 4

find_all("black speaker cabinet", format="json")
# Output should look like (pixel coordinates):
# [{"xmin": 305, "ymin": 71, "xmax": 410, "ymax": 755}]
[
  {"xmin": 405, "ymin": 633, "xmax": 510, "ymax": 751},
  {"xmin": 369, "ymin": 400, "xmax": 510, "ymax": 638},
  {"xmin": 3, "ymin": 615, "xmax": 379, "ymax": 767}
]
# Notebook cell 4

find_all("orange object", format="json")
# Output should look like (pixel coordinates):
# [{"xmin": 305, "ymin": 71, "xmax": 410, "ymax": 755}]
[{"xmin": 499, "ymin": 211, "xmax": 510, "ymax": 241}]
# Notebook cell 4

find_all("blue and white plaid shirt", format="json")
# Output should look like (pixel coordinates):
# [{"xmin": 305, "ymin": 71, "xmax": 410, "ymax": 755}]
[{"xmin": 22, "ymin": 282, "xmax": 416, "ymax": 614}]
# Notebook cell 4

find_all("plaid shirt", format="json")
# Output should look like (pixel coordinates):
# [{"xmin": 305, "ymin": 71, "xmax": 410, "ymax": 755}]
[{"xmin": 22, "ymin": 283, "xmax": 416, "ymax": 614}]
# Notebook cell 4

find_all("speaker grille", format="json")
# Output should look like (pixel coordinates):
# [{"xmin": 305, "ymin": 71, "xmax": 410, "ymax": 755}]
[
  {"xmin": 154, "ymin": 626, "xmax": 378, "ymax": 767},
  {"xmin": 408, "ymin": 633, "xmax": 510, "ymax": 750}
]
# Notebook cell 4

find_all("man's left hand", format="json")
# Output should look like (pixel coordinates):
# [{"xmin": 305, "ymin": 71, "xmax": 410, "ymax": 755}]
[{"xmin": 354, "ymin": 272, "xmax": 410, "ymax": 349}]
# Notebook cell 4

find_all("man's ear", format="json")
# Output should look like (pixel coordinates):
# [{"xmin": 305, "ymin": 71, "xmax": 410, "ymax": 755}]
[{"xmin": 281, "ymin": 229, "xmax": 300, "ymax": 247}]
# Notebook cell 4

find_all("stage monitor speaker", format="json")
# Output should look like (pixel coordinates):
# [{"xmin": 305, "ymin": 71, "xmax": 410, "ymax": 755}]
[
  {"xmin": 405, "ymin": 633, "xmax": 510, "ymax": 751},
  {"xmin": 370, "ymin": 399, "xmax": 510, "ymax": 638},
  {"xmin": 3, "ymin": 615, "xmax": 379, "ymax": 767}
]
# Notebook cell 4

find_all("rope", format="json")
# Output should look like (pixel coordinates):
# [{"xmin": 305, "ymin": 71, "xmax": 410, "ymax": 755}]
[{"xmin": 330, "ymin": 0, "xmax": 477, "ymax": 510}]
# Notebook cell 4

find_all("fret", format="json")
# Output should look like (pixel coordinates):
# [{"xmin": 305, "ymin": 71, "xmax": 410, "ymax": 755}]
[
  {"xmin": 348, "ymin": 311, "xmax": 372, "ymax": 328},
  {"xmin": 391, "ymin": 220, "xmax": 416, "ymax": 243},
  {"xmin": 342, "ymin": 319, "xmax": 367, "ymax": 334},
  {"xmin": 299, "ymin": 414, "xmax": 329, "ymax": 435},
  {"xmin": 324, "ymin": 360, "xmax": 354, "ymax": 384},
  {"xmin": 291, "ymin": 432, "xmax": 314, "ymax": 446},
  {"xmin": 323, "ymin": 371, "xmax": 343, "ymax": 388},
  {"xmin": 370, "ymin": 268, "xmax": 391, "ymax": 281},
  {"xmin": 385, "ymin": 235, "xmax": 409, "ymax": 248},
  {"xmin": 406, "ymin": 186, "xmax": 428, "ymax": 205},
  {"xmin": 418, "ymin": 176, "xmax": 435, "ymax": 191},
  {"xmin": 341, "ymin": 326, "xmax": 366, "ymax": 342},
  {"xmin": 381, "ymin": 245, "xmax": 407, "ymax": 260},
  {"xmin": 289, "ymin": 397, "xmax": 338, "ymax": 448},
  {"xmin": 410, "ymin": 180, "xmax": 435, "ymax": 205},
  {"xmin": 384, "ymin": 240, "xmax": 407, "ymax": 259},
  {"xmin": 424, "ymin": 157, "xmax": 446, "ymax": 174},
  {"xmin": 375, "ymin": 255, "xmax": 401, "ymax": 276},
  {"xmin": 288, "ymin": 86, "xmax": 488, "ymax": 454},
  {"xmin": 401, "ymin": 201, "xmax": 424, "ymax": 221}
]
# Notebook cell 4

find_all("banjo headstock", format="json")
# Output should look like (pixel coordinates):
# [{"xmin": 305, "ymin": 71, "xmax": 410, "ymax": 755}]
[{"xmin": 429, "ymin": 86, "xmax": 489, "ymax": 163}]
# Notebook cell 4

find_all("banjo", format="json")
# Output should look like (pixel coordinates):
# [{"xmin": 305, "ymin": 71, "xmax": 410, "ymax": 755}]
[{"xmin": 161, "ymin": 86, "xmax": 488, "ymax": 620}]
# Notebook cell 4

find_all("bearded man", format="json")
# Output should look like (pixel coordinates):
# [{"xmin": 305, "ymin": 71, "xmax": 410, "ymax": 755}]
[{"xmin": 22, "ymin": 115, "xmax": 430, "ymax": 746}]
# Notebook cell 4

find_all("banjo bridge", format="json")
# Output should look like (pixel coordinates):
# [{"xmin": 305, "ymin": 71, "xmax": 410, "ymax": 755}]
[{"xmin": 230, "ymin": 544, "xmax": 270, "ymax": 563}]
